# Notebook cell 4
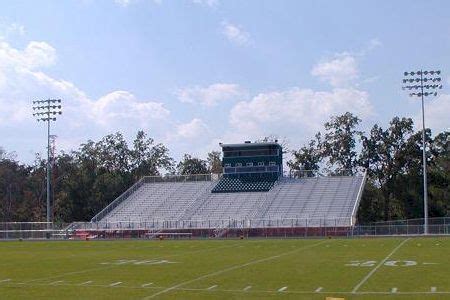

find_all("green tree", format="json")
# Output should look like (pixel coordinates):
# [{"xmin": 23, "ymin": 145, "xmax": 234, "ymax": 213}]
[
  {"xmin": 177, "ymin": 154, "xmax": 209, "ymax": 175},
  {"xmin": 131, "ymin": 130, "xmax": 174, "ymax": 180},
  {"xmin": 207, "ymin": 151, "xmax": 222, "ymax": 174},
  {"xmin": 287, "ymin": 133, "xmax": 322, "ymax": 177},
  {"xmin": 322, "ymin": 112, "xmax": 363, "ymax": 175},
  {"xmin": 428, "ymin": 131, "xmax": 450, "ymax": 217}
]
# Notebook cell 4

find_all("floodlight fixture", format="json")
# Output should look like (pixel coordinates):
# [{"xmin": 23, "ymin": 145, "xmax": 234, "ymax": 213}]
[
  {"xmin": 31, "ymin": 99, "xmax": 63, "ymax": 234},
  {"xmin": 402, "ymin": 70, "xmax": 443, "ymax": 235}
]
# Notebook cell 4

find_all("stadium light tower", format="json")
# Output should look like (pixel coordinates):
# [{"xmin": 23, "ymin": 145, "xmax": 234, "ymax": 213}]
[
  {"xmin": 32, "ymin": 99, "xmax": 62, "ymax": 233},
  {"xmin": 402, "ymin": 70, "xmax": 442, "ymax": 235}
]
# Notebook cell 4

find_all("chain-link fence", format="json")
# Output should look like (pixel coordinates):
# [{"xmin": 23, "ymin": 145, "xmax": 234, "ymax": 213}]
[{"xmin": 1, "ymin": 217, "xmax": 449, "ymax": 240}]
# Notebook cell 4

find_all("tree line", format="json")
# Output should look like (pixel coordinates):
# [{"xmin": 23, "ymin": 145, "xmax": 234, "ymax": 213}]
[
  {"xmin": 0, "ymin": 113, "xmax": 448, "ymax": 223},
  {"xmin": 287, "ymin": 112, "xmax": 449, "ymax": 223}
]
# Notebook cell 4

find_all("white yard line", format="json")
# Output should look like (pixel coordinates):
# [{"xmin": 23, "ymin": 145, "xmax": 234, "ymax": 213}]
[
  {"xmin": 79, "ymin": 281, "xmax": 93, "ymax": 285},
  {"xmin": 142, "ymin": 240, "xmax": 328, "ymax": 299},
  {"xmin": 207, "ymin": 285, "xmax": 218, "ymax": 290},
  {"xmin": 141, "ymin": 283, "xmax": 153, "ymax": 287},
  {"xmin": 352, "ymin": 238, "xmax": 410, "ymax": 293},
  {"xmin": 50, "ymin": 280, "xmax": 63, "ymax": 285},
  {"xmin": 0, "ymin": 279, "xmax": 11, "ymax": 283},
  {"xmin": 25, "ymin": 243, "xmax": 240, "ymax": 284},
  {"xmin": 315, "ymin": 287, "xmax": 323, "ymax": 292},
  {"xmin": 243, "ymin": 285, "xmax": 252, "ymax": 291},
  {"xmin": 25, "ymin": 266, "xmax": 117, "ymax": 283},
  {"xmin": 278, "ymin": 286, "xmax": 287, "ymax": 292},
  {"xmin": 109, "ymin": 282, "xmax": 122, "ymax": 287}
]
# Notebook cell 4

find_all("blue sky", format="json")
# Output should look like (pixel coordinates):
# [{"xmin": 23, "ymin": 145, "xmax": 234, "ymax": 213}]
[{"xmin": 0, "ymin": 0, "xmax": 449, "ymax": 164}]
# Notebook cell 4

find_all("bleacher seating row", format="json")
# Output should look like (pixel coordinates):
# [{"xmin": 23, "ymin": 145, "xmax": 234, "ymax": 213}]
[
  {"xmin": 211, "ymin": 173, "xmax": 278, "ymax": 193},
  {"xmin": 92, "ymin": 175, "xmax": 365, "ymax": 227}
]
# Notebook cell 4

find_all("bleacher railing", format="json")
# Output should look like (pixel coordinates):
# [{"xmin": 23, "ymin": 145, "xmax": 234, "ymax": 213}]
[
  {"xmin": 90, "ymin": 173, "xmax": 219, "ymax": 222},
  {"xmin": 142, "ymin": 173, "xmax": 217, "ymax": 183},
  {"xmin": 286, "ymin": 168, "xmax": 365, "ymax": 178},
  {"xmin": 91, "ymin": 177, "xmax": 145, "ymax": 222},
  {"xmin": 72, "ymin": 217, "xmax": 355, "ymax": 231}
]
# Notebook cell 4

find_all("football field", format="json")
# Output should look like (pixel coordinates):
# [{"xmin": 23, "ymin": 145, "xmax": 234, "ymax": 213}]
[{"xmin": 0, "ymin": 237, "xmax": 449, "ymax": 299}]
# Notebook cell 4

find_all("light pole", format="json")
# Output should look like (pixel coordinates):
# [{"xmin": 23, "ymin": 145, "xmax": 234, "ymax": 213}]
[
  {"xmin": 32, "ymin": 99, "xmax": 62, "ymax": 234},
  {"xmin": 402, "ymin": 70, "xmax": 442, "ymax": 235}
]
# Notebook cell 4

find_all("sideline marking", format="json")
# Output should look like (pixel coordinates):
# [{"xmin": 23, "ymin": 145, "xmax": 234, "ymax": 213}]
[
  {"xmin": 431, "ymin": 287, "xmax": 437, "ymax": 292},
  {"xmin": 315, "ymin": 287, "xmax": 323, "ymax": 292},
  {"xmin": 142, "ymin": 283, "xmax": 153, "ymax": 287},
  {"xmin": 207, "ymin": 285, "xmax": 218, "ymax": 290},
  {"xmin": 278, "ymin": 286, "xmax": 287, "ymax": 292},
  {"xmin": 352, "ymin": 238, "xmax": 410, "ymax": 293},
  {"xmin": 391, "ymin": 287, "xmax": 398, "ymax": 293},
  {"xmin": 0, "ymin": 279, "xmax": 11, "ymax": 283},
  {"xmin": 143, "ymin": 240, "xmax": 328, "ymax": 299},
  {"xmin": 243, "ymin": 286, "xmax": 252, "ymax": 291},
  {"xmin": 79, "ymin": 281, "xmax": 93, "ymax": 285},
  {"xmin": 110, "ymin": 282, "xmax": 122, "ymax": 287}
]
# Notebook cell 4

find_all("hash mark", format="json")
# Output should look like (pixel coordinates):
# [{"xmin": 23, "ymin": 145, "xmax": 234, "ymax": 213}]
[
  {"xmin": 243, "ymin": 285, "xmax": 252, "ymax": 291},
  {"xmin": 431, "ymin": 287, "xmax": 437, "ymax": 292},
  {"xmin": 315, "ymin": 287, "xmax": 323, "ymax": 292},
  {"xmin": 391, "ymin": 287, "xmax": 398, "ymax": 293},
  {"xmin": 109, "ymin": 281, "xmax": 122, "ymax": 287},
  {"xmin": 207, "ymin": 285, "xmax": 217, "ymax": 290},
  {"xmin": 0, "ymin": 279, "xmax": 11, "ymax": 283},
  {"xmin": 278, "ymin": 286, "xmax": 287, "ymax": 292},
  {"xmin": 79, "ymin": 281, "xmax": 93, "ymax": 285}
]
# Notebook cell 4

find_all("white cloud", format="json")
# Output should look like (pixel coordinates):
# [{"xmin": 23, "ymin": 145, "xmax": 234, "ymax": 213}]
[
  {"xmin": 191, "ymin": 0, "xmax": 218, "ymax": 7},
  {"xmin": 311, "ymin": 39, "xmax": 382, "ymax": 88},
  {"xmin": 366, "ymin": 38, "xmax": 382, "ymax": 52},
  {"xmin": 0, "ymin": 40, "xmax": 171, "ymax": 157},
  {"xmin": 311, "ymin": 53, "xmax": 358, "ymax": 87},
  {"xmin": 113, "ymin": 0, "xmax": 161, "ymax": 7},
  {"xmin": 226, "ymin": 87, "xmax": 374, "ymax": 142},
  {"xmin": 0, "ymin": 22, "xmax": 25, "ymax": 40},
  {"xmin": 221, "ymin": 21, "xmax": 251, "ymax": 46},
  {"xmin": 90, "ymin": 91, "xmax": 169, "ymax": 127},
  {"xmin": 114, "ymin": 0, "xmax": 132, "ymax": 7},
  {"xmin": 174, "ymin": 118, "xmax": 209, "ymax": 140},
  {"xmin": 0, "ymin": 41, "xmax": 59, "ymax": 125},
  {"xmin": 175, "ymin": 83, "xmax": 243, "ymax": 106},
  {"xmin": 0, "ymin": 41, "xmax": 56, "ymax": 70}
]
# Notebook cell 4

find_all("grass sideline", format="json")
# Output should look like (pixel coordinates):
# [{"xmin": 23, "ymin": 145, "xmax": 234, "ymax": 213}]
[{"xmin": 0, "ymin": 237, "xmax": 449, "ymax": 299}]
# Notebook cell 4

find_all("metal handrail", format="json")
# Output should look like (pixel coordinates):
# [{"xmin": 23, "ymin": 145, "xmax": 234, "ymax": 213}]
[
  {"xmin": 90, "ymin": 177, "xmax": 145, "ymax": 222},
  {"xmin": 351, "ymin": 169, "xmax": 367, "ymax": 226}
]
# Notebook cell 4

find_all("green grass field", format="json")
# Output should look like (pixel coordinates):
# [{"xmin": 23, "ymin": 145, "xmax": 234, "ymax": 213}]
[{"xmin": 1, "ymin": 237, "xmax": 450, "ymax": 299}]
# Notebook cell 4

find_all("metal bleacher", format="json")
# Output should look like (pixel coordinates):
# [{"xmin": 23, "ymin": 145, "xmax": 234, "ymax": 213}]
[{"xmin": 92, "ymin": 173, "xmax": 366, "ymax": 228}]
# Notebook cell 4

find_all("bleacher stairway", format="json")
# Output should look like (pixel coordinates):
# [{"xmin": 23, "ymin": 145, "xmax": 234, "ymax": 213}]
[{"xmin": 91, "ymin": 174, "xmax": 366, "ymax": 228}]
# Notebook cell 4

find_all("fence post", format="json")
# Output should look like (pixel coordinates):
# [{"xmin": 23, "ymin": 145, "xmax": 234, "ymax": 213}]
[{"xmin": 305, "ymin": 219, "xmax": 308, "ymax": 238}]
